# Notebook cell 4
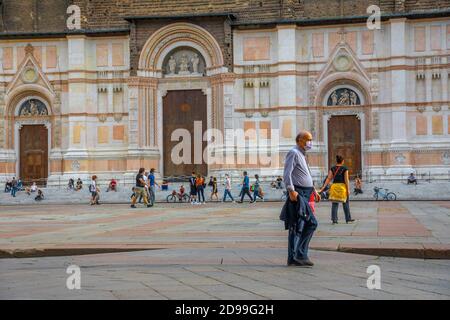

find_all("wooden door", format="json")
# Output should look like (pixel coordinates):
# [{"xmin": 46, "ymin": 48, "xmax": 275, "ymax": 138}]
[
  {"xmin": 163, "ymin": 90, "xmax": 207, "ymax": 179},
  {"xmin": 328, "ymin": 115, "xmax": 361, "ymax": 179},
  {"xmin": 20, "ymin": 125, "xmax": 48, "ymax": 186}
]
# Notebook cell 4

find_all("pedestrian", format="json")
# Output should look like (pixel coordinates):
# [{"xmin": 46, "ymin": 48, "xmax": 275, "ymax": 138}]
[
  {"xmin": 238, "ymin": 171, "xmax": 254, "ymax": 203},
  {"xmin": 407, "ymin": 173, "xmax": 418, "ymax": 185},
  {"xmin": 131, "ymin": 168, "xmax": 152, "ymax": 208},
  {"xmin": 196, "ymin": 174, "xmax": 206, "ymax": 204},
  {"xmin": 189, "ymin": 171, "xmax": 197, "ymax": 204},
  {"xmin": 68, "ymin": 178, "xmax": 75, "ymax": 190},
  {"xmin": 148, "ymin": 168, "xmax": 159, "ymax": 205},
  {"xmin": 76, "ymin": 178, "xmax": 83, "ymax": 191},
  {"xmin": 354, "ymin": 175, "xmax": 363, "ymax": 195},
  {"xmin": 89, "ymin": 175, "xmax": 100, "ymax": 205},
  {"xmin": 210, "ymin": 177, "xmax": 219, "ymax": 201},
  {"xmin": 319, "ymin": 155, "xmax": 355, "ymax": 224},
  {"xmin": 10, "ymin": 177, "xmax": 18, "ymax": 197},
  {"xmin": 35, "ymin": 189, "xmax": 44, "ymax": 201},
  {"xmin": 276, "ymin": 176, "xmax": 283, "ymax": 189},
  {"xmin": 280, "ymin": 130, "xmax": 321, "ymax": 267},
  {"xmin": 222, "ymin": 174, "xmax": 235, "ymax": 202},
  {"xmin": 253, "ymin": 174, "xmax": 264, "ymax": 202}
]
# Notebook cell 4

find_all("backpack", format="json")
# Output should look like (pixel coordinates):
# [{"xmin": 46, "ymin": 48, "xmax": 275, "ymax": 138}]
[{"xmin": 89, "ymin": 184, "xmax": 96, "ymax": 192}]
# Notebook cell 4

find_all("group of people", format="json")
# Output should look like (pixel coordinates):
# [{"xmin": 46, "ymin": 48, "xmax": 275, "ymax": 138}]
[
  {"xmin": 130, "ymin": 168, "xmax": 158, "ymax": 208},
  {"xmin": 4, "ymin": 177, "xmax": 43, "ymax": 200},
  {"xmin": 185, "ymin": 171, "xmax": 267, "ymax": 205}
]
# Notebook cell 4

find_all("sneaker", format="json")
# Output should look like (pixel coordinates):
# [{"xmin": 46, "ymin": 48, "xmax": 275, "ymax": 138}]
[
  {"xmin": 346, "ymin": 219, "xmax": 355, "ymax": 224},
  {"xmin": 130, "ymin": 205, "xmax": 136, "ymax": 208}
]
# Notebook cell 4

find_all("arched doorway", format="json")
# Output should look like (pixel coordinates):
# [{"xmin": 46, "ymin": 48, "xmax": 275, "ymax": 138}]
[
  {"xmin": 15, "ymin": 98, "xmax": 50, "ymax": 186},
  {"xmin": 324, "ymin": 86, "xmax": 365, "ymax": 178}
]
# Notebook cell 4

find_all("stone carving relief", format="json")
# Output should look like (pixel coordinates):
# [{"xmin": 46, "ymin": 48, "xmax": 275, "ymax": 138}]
[
  {"xmin": 18, "ymin": 99, "xmax": 48, "ymax": 116},
  {"xmin": 395, "ymin": 153, "xmax": 406, "ymax": 165},
  {"xmin": 327, "ymin": 88, "xmax": 360, "ymax": 106},
  {"xmin": 163, "ymin": 48, "xmax": 205, "ymax": 77},
  {"xmin": 442, "ymin": 151, "xmax": 450, "ymax": 165}
]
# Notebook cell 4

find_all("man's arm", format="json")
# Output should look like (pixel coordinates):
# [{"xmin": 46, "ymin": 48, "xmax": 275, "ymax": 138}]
[{"xmin": 283, "ymin": 150, "xmax": 296, "ymax": 193}]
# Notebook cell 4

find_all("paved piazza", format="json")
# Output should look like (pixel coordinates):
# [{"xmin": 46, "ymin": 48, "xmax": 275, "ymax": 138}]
[{"xmin": 0, "ymin": 201, "xmax": 449, "ymax": 299}]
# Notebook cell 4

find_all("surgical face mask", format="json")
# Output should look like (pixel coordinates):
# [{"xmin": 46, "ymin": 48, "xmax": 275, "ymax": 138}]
[{"xmin": 305, "ymin": 141, "xmax": 313, "ymax": 150}]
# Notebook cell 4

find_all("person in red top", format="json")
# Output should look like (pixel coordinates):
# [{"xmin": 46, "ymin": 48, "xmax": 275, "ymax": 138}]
[{"xmin": 107, "ymin": 179, "xmax": 117, "ymax": 192}]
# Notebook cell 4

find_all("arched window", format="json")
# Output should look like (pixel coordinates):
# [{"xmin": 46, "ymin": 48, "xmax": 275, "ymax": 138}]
[{"xmin": 327, "ymin": 88, "xmax": 360, "ymax": 106}]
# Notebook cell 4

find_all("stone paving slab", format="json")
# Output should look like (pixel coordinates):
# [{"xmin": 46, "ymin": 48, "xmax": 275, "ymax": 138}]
[
  {"xmin": 1, "ymin": 248, "xmax": 449, "ymax": 300},
  {"xmin": 0, "ymin": 201, "xmax": 449, "ymax": 259}
]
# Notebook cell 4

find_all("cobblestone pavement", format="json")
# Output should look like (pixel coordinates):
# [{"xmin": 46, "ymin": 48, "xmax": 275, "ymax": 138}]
[
  {"xmin": 0, "ymin": 201, "xmax": 449, "ymax": 258},
  {"xmin": 1, "ymin": 201, "xmax": 449, "ymax": 299},
  {"xmin": 1, "ymin": 248, "xmax": 449, "ymax": 299}
]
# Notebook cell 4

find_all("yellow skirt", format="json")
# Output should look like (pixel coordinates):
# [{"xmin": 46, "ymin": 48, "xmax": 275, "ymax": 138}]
[{"xmin": 329, "ymin": 183, "xmax": 347, "ymax": 203}]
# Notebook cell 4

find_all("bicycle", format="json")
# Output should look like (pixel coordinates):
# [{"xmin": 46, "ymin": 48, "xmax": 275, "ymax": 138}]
[
  {"xmin": 373, "ymin": 187, "xmax": 397, "ymax": 201},
  {"xmin": 166, "ymin": 190, "xmax": 190, "ymax": 203}
]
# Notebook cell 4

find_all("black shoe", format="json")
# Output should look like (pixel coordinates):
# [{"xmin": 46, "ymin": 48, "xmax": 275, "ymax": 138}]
[
  {"xmin": 130, "ymin": 205, "xmax": 136, "ymax": 208},
  {"xmin": 293, "ymin": 258, "xmax": 314, "ymax": 267},
  {"xmin": 289, "ymin": 260, "xmax": 310, "ymax": 267},
  {"xmin": 346, "ymin": 219, "xmax": 355, "ymax": 224},
  {"xmin": 332, "ymin": 221, "xmax": 338, "ymax": 224},
  {"xmin": 147, "ymin": 204, "xmax": 153, "ymax": 208}
]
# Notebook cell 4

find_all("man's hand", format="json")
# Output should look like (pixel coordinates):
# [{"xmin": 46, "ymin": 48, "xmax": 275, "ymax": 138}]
[
  {"xmin": 314, "ymin": 190, "xmax": 321, "ymax": 202},
  {"xmin": 289, "ymin": 190, "xmax": 298, "ymax": 202}
]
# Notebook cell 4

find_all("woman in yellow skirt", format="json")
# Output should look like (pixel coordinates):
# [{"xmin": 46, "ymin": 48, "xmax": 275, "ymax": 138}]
[{"xmin": 319, "ymin": 155, "xmax": 355, "ymax": 224}]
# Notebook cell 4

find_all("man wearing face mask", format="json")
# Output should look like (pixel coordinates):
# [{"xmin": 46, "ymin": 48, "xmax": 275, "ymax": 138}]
[{"xmin": 280, "ymin": 130, "xmax": 320, "ymax": 267}]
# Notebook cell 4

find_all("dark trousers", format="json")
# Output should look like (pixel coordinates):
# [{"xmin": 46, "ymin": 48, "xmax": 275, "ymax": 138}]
[
  {"xmin": 240, "ymin": 187, "xmax": 253, "ymax": 202},
  {"xmin": 197, "ymin": 186, "xmax": 205, "ymax": 202},
  {"xmin": 288, "ymin": 212, "xmax": 318, "ymax": 261},
  {"xmin": 331, "ymin": 198, "xmax": 352, "ymax": 222}
]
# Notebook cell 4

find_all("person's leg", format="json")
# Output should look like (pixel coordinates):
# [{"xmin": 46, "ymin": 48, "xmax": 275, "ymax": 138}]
[
  {"xmin": 288, "ymin": 226, "xmax": 296, "ymax": 264},
  {"xmin": 240, "ymin": 188, "xmax": 245, "ymax": 202},
  {"xmin": 253, "ymin": 189, "xmax": 258, "ymax": 202},
  {"xmin": 223, "ymin": 190, "xmax": 227, "ymax": 202},
  {"xmin": 343, "ymin": 198, "xmax": 352, "ymax": 222},
  {"xmin": 331, "ymin": 202, "xmax": 338, "ymax": 222},
  {"xmin": 247, "ymin": 188, "xmax": 254, "ymax": 202},
  {"xmin": 295, "ymin": 214, "xmax": 318, "ymax": 261},
  {"xmin": 229, "ymin": 190, "xmax": 234, "ymax": 201}
]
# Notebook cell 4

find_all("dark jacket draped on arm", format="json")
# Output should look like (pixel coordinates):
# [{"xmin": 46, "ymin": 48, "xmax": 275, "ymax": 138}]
[{"xmin": 279, "ymin": 186, "xmax": 314, "ymax": 230}]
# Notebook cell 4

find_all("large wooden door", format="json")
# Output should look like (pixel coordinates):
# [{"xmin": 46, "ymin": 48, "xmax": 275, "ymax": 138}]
[
  {"xmin": 20, "ymin": 125, "xmax": 48, "ymax": 185},
  {"xmin": 163, "ymin": 90, "xmax": 207, "ymax": 179},
  {"xmin": 328, "ymin": 115, "xmax": 361, "ymax": 178}
]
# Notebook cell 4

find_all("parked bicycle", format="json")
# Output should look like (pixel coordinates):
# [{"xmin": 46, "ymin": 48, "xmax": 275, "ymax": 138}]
[
  {"xmin": 166, "ymin": 189, "xmax": 189, "ymax": 203},
  {"xmin": 373, "ymin": 187, "xmax": 397, "ymax": 201}
]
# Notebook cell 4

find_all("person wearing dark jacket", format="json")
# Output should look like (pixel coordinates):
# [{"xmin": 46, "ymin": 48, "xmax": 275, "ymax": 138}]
[{"xmin": 281, "ymin": 130, "xmax": 320, "ymax": 267}]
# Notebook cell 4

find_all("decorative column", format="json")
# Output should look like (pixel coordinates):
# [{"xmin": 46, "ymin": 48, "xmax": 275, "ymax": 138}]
[{"xmin": 389, "ymin": 18, "xmax": 408, "ymax": 145}]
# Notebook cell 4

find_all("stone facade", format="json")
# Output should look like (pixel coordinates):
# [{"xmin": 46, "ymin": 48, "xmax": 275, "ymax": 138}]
[{"xmin": 0, "ymin": 1, "xmax": 449, "ymax": 185}]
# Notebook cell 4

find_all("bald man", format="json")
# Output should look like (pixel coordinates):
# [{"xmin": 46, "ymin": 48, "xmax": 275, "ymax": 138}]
[{"xmin": 281, "ymin": 130, "xmax": 320, "ymax": 267}]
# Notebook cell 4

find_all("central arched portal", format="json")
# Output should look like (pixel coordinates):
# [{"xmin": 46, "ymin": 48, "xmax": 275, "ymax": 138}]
[{"xmin": 135, "ymin": 22, "xmax": 228, "ymax": 180}]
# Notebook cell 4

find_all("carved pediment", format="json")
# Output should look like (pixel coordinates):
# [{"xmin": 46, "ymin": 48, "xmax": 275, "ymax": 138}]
[
  {"xmin": 5, "ymin": 44, "xmax": 55, "ymax": 97},
  {"xmin": 316, "ymin": 43, "xmax": 370, "ymax": 85}
]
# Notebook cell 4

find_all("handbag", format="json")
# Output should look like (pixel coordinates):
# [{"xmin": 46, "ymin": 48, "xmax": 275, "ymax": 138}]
[{"xmin": 328, "ymin": 166, "xmax": 347, "ymax": 203}]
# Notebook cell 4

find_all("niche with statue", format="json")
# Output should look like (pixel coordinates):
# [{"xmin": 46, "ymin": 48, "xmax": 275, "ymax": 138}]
[{"xmin": 163, "ymin": 47, "xmax": 206, "ymax": 77}]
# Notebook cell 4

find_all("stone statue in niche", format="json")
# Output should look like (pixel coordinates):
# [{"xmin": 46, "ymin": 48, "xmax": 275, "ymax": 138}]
[
  {"xmin": 330, "ymin": 91, "xmax": 338, "ymax": 106},
  {"xmin": 178, "ymin": 54, "xmax": 190, "ymax": 75},
  {"xmin": 168, "ymin": 55, "xmax": 176, "ymax": 74},
  {"xmin": 350, "ymin": 91, "xmax": 358, "ymax": 106},
  {"xmin": 338, "ymin": 90, "xmax": 350, "ymax": 105},
  {"xmin": 164, "ymin": 50, "xmax": 204, "ymax": 77},
  {"xmin": 19, "ymin": 99, "xmax": 48, "ymax": 116},
  {"xmin": 191, "ymin": 53, "xmax": 200, "ymax": 74},
  {"xmin": 327, "ymin": 88, "xmax": 360, "ymax": 106}
]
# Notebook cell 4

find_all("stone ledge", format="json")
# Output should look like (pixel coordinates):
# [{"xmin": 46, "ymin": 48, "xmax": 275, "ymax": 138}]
[{"xmin": 336, "ymin": 243, "xmax": 450, "ymax": 259}]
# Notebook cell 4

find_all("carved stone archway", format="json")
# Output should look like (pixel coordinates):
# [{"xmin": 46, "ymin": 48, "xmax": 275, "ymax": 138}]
[{"xmin": 128, "ymin": 22, "xmax": 234, "ymax": 178}]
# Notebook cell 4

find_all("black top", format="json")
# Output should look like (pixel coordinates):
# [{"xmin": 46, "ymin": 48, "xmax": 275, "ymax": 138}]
[
  {"xmin": 331, "ymin": 165, "xmax": 348, "ymax": 183},
  {"xmin": 136, "ymin": 174, "xmax": 145, "ymax": 187}
]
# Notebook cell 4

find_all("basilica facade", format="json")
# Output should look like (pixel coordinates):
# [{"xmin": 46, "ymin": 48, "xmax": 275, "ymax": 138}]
[{"xmin": 0, "ymin": 0, "xmax": 449, "ymax": 185}]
